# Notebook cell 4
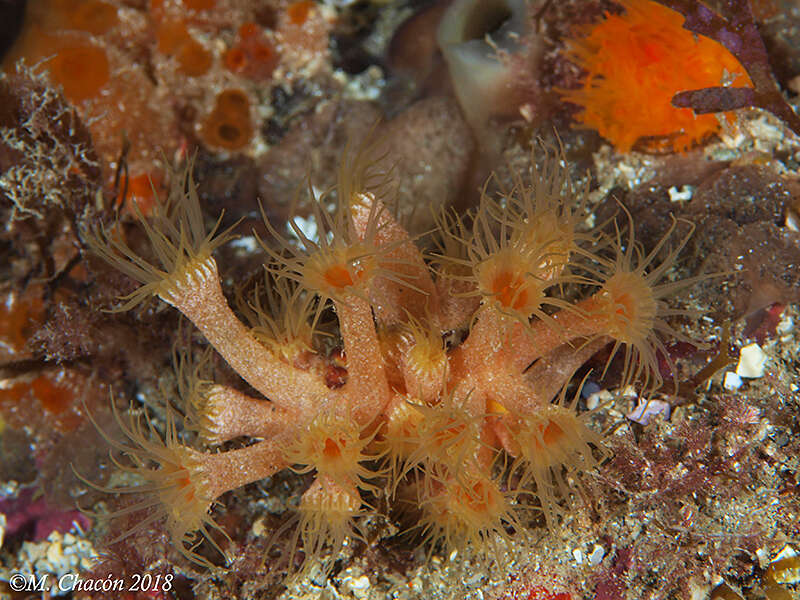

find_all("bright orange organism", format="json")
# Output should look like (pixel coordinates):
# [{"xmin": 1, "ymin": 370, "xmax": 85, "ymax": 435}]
[{"xmin": 561, "ymin": 0, "xmax": 753, "ymax": 152}]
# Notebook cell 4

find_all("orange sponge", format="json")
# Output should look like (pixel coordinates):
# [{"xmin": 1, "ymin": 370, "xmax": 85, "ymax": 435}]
[
  {"xmin": 561, "ymin": 0, "xmax": 753, "ymax": 153},
  {"xmin": 201, "ymin": 89, "xmax": 253, "ymax": 150},
  {"xmin": 224, "ymin": 22, "xmax": 279, "ymax": 80},
  {"xmin": 48, "ymin": 42, "xmax": 110, "ymax": 102},
  {"xmin": 157, "ymin": 20, "xmax": 212, "ymax": 77}
]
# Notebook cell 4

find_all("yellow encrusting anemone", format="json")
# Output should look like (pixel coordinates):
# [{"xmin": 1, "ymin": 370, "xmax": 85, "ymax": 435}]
[{"xmin": 85, "ymin": 136, "xmax": 708, "ymax": 576}]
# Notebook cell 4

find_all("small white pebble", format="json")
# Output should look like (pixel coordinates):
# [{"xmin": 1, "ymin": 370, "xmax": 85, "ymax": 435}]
[
  {"xmin": 787, "ymin": 210, "xmax": 800, "ymax": 232},
  {"xmin": 736, "ymin": 343, "xmax": 767, "ymax": 378},
  {"xmin": 289, "ymin": 214, "xmax": 319, "ymax": 243},
  {"xmin": 251, "ymin": 517, "xmax": 266, "ymax": 537},
  {"xmin": 519, "ymin": 103, "xmax": 535, "ymax": 123},
  {"xmin": 777, "ymin": 315, "xmax": 794, "ymax": 335},
  {"xmin": 586, "ymin": 389, "xmax": 612, "ymax": 410},
  {"xmin": 346, "ymin": 575, "xmax": 371, "ymax": 598},
  {"xmin": 769, "ymin": 545, "xmax": 800, "ymax": 584},
  {"xmin": 228, "ymin": 235, "xmax": 258, "ymax": 253},
  {"xmin": 668, "ymin": 185, "xmax": 694, "ymax": 202},
  {"xmin": 723, "ymin": 371, "xmax": 743, "ymax": 390},
  {"xmin": 588, "ymin": 544, "xmax": 605, "ymax": 566},
  {"xmin": 774, "ymin": 544, "xmax": 798, "ymax": 561},
  {"xmin": 46, "ymin": 537, "xmax": 64, "ymax": 565},
  {"xmin": 756, "ymin": 547, "xmax": 770, "ymax": 568}
]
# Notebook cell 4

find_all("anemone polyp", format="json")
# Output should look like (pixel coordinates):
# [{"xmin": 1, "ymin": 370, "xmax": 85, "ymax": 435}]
[
  {"xmin": 507, "ymin": 403, "xmax": 607, "ymax": 528},
  {"xmin": 400, "ymin": 318, "xmax": 449, "ymax": 402},
  {"xmin": 241, "ymin": 275, "xmax": 319, "ymax": 364},
  {"xmin": 302, "ymin": 243, "xmax": 377, "ymax": 296},
  {"xmin": 418, "ymin": 472, "xmax": 521, "ymax": 558},
  {"xmin": 595, "ymin": 270, "xmax": 658, "ymax": 344},
  {"xmin": 81, "ymin": 400, "xmax": 229, "ymax": 567},
  {"xmin": 476, "ymin": 248, "xmax": 547, "ymax": 316},
  {"xmin": 290, "ymin": 476, "xmax": 366, "ymax": 577},
  {"xmin": 519, "ymin": 210, "xmax": 575, "ymax": 279},
  {"xmin": 153, "ymin": 446, "xmax": 218, "ymax": 543},
  {"xmin": 400, "ymin": 400, "xmax": 483, "ymax": 484},
  {"xmin": 583, "ymin": 214, "xmax": 701, "ymax": 390},
  {"xmin": 286, "ymin": 413, "xmax": 379, "ymax": 493}
]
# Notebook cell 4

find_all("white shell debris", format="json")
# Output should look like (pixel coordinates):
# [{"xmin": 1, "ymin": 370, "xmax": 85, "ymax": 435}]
[
  {"xmin": 572, "ymin": 544, "xmax": 605, "ymax": 567},
  {"xmin": 770, "ymin": 545, "xmax": 799, "ymax": 584},
  {"xmin": 588, "ymin": 544, "xmax": 606, "ymax": 567},
  {"xmin": 229, "ymin": 235, "xmax": 259, "ymax": 253},
  {"xmin": 586, "ymin": 389, "xmax": 612, "ymax": 410},
  {"xmin": 736, "ymin": 343, "xmax": 768, "ymax": 378},
  {"xmin": 723, "ymin": 371, "xmax": 743, "ymax": 391},
  {"xmin": 777, "ymin": 315, "xmax": 794, "ymax": 337},
  {"xmin": 787, "ymin": 209, "xmax": 800, "ymax": 232},
  {"xmin": 626, "ymin": 398, "xmax": 671, "ymax": 425},
  {"xmin": 342, "ymin": 573, "xmax": 371, "ymax": 599},
  {"xmin": 668, "ymin": 185, "xmax": 694, "ymax": 202},
  {"xmin": 0, "ymin": 531, "xmax": 99, "ymax": 597},
  {"xmin": 289, "ymin": 214, "xmax": 319, "ymax": 243}
]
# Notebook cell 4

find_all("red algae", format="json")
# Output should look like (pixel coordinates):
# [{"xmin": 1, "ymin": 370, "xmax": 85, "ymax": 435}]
[{"xmin": 561, "ymin": 0, "xmax": 753, "ymax": 153}]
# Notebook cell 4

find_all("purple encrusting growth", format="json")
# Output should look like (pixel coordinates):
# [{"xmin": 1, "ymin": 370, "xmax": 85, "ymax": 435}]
[{"xmin": 0, "ymin": 488, "xmax": 91, "ymax": 541}]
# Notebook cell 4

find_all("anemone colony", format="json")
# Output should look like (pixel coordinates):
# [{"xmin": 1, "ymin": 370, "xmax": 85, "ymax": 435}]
[{"xmin": 89, "ymin": 140, "xmax": 699, "ymax": 575}]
